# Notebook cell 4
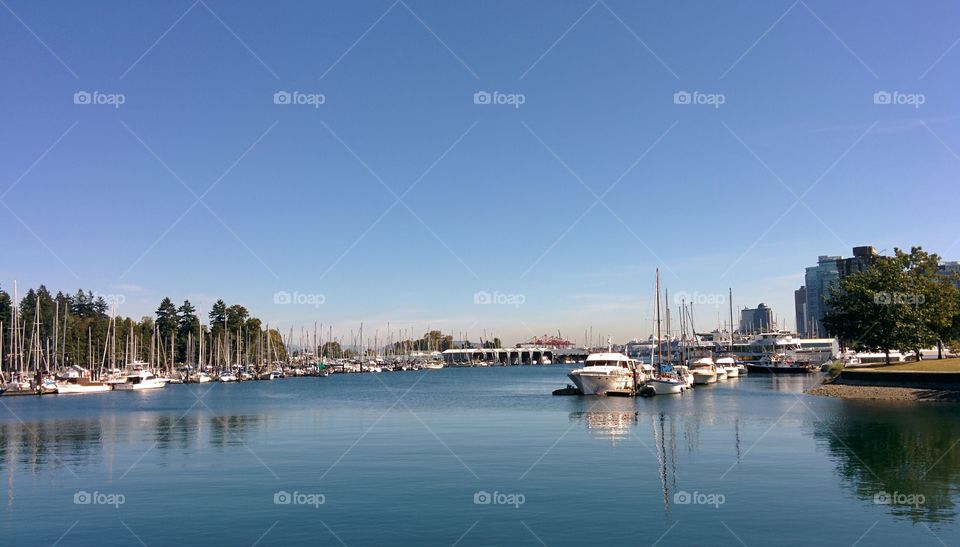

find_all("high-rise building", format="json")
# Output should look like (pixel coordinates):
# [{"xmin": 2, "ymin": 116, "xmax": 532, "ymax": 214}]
[
  {"xmin": 798, "ymin": 246, "xmax": 879, "ymax": 337},
  {"xmin": 740, "ymin": 303, "xmax": 774, "ymax": 333},
  {"xmin": 794, "ymin": 286, "xmax": 807, "ymax": 336},
  {"xmin": 939, "ymin": 261, "xmax": 960, "ymax": 288}
]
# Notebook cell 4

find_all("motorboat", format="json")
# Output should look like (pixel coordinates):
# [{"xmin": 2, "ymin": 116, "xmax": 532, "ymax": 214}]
[
  {"xmin": 690, "ymin": 357, "xmax": 718, "ymax": 385},
  {"xmin": 422, "ymin": 362, "xmax": 444, "ymax": 370},
  {"xmin": 745, "ymin": 353, "xmax": 818, "ymax": 374},
  {"xmin": 648, "ymin": 375, "xmax": 686, "ymax": 394},
  {"xmin": 113, "ymin": 369, "xmax": 170, "ymax": 390},
  {"xmin": 716, "ymin": 357, "xmax": 739, "ymax": 378},
  {"xmin": 567, "ymin": 352, "xmax": 639, "ymax": 396}
]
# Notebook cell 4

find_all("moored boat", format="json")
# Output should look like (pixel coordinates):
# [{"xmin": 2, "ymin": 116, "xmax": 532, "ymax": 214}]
[
  {"xmin": 113, "ymin": 369, "xmax": 170, "ymax": 391},
  {"xmin": 690, "ymin": 357, "xmax": 718, "ymax": 385},
  {"xmin": 567, "ymin": 352, "xmax": 639, "ymax": 395}
]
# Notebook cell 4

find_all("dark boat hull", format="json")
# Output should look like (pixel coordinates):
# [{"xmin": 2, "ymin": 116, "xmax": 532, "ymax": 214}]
[{"xmin": 745, "ymin": 364, "xmax": 817, "ymax": 374}]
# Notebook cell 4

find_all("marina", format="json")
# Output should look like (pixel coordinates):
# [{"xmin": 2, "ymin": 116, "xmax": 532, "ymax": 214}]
[{"xmin": 0, "ymin": 366, "xmax": 957, "ymax": 546}]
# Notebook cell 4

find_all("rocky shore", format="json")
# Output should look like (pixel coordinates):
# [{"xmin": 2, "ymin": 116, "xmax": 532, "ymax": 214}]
[{"xmin": 807, "ymin": 382, "xmax": 960, "ymax": 402}]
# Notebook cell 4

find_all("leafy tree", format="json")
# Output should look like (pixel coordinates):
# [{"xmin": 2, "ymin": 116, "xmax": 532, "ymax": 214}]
[
  {"xmin": 226, "ymin": 305, "xmax": 249, "ymax": 333},
  {"xmin": 825, "ymin": 247, "xmax": 958, "ymax": 363}
]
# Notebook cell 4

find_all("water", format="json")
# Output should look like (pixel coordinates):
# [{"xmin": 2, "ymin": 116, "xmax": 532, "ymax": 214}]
[{"xmin": 1, "ymin": 367, "xmax": 957, "ymax": 546}]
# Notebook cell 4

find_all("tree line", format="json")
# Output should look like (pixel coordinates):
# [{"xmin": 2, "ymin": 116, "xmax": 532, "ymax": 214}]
[{"xmin": 0, "ymin": 285, "xmax": 288, "ymax": 370}]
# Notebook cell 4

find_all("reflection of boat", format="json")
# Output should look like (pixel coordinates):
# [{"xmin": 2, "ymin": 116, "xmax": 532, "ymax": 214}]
[
  {"xmin": 690, "ymin": 358, "xmax": 718, "ymax": 384},
  {"xmin": 745, "ymin": 353, "xmax": 818, "ymax": 374},
  {"xmin": 567, "ymin": 352, "xmax": 639, "ymax": 395},
  {"xmin": 570, "ymin": 408, "xmax": 638, "ymax": 444}
]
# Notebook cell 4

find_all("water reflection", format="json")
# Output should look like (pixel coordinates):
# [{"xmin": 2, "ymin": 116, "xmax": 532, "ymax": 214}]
[
  {"xmin": 814, "ymin": 402, "xmax": 960, "ymax": 523},
  {"xmin": 568, "ymin": 399, "xmax": 637, "ymax": 445},
  {"xmin": 0, "ymin": 413, "xmax": 265, "ymax": 475}
]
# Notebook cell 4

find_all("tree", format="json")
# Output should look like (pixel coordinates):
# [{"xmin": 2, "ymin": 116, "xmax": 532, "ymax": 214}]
[
  {"xmin": 226, "ymin": 305, "xmax": 249, "ymax": 333},
  {"xmin": 824, "ymin": 247, "xmax": 957, "ymax": 364},
  {"xmin": 177, "ymin": 300, "xmax": 200, "ymax": 362},
  {"xmin": 321, "ymin": 340, "xmax": 342, "ymax": 358},
  {"xmin": 209, "ymin": 299, "xmax": 227, "ymax": 339}
]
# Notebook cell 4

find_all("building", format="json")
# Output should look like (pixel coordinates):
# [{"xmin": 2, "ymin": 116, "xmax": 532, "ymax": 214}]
[
  {"xmin": 798, "ymin": 246, "xmax": 879, "ymax": 337},
  {"xmin": 740, "ymin": 303, "xmax": 775, "ymax": 333},
  {"xmin": 939, "ymin": 261, "xmax": 960, "ymax": 288},
  {"xmin": 794, "ymin": 286, "xmax": 807, "ymax": 336}
]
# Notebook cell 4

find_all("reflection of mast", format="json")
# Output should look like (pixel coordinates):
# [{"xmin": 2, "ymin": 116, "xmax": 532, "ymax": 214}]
[
  {"xmin": 735, "ymin": 418, "xmax": 741, "ymax": 464},
  {"xmin": 652, "ymin": 413, "xmax": 672, "ymax": 512}
]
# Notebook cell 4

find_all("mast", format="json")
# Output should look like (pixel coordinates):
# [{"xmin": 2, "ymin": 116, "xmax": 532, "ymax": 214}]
[
  {"xmin": 728, "ymin": 288, "xmax": 734, "ymax": 352},
  {"xmin": 655, "ymin": 268, "xmax": 662, "ymax": 371}
]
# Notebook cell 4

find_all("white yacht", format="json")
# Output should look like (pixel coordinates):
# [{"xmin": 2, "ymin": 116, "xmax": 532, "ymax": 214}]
[
  {"xmin": 648, "ymin": 376, "xmax": 686, "ymax": 394},
  {"xmin": 568, "ymin": 352, "xmax": 639, "ymax": 396},
  {"xmin": 716, "ymin": 357, "xmax": 739, "ymax": 378},
  {"xmin": 54, "ymin": 366, "xmax": 111, "ymax": 394},
  {"xmin": 690, "ymin": 357, "xmax": 718, "ymax": 385},
  {"xmin": 113, "ymin": 369, "xmax": 169, "ymax": 391}
]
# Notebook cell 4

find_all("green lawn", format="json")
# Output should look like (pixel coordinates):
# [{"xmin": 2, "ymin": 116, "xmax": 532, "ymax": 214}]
[{"xmin": 862, "ymin": 358, "xmax": 960, "ymax": 372}]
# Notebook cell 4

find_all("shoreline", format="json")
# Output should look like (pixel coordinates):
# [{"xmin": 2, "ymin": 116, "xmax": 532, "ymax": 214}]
[{"xmin": 806, "ymin": 382, "xmax": 960, "ymax": 402}]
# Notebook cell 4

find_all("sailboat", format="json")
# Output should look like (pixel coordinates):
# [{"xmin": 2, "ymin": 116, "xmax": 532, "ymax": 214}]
[{"xmin": 648, "ymin": 269, "xmax": 687, "ymax": 395}]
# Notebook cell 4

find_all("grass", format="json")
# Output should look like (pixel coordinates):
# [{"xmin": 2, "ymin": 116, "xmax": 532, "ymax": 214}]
[{"xmin": 860, "ymin": 357, "xmax": 960, "ymax": 372}]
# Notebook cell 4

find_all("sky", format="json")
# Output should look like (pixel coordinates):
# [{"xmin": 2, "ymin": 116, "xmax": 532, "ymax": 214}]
[{"xmin": 1, "ymin": 0, "xmax": 958, "ymax": 346}]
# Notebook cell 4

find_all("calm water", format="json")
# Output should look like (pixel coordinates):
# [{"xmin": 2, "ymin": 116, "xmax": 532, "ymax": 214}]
[{"xmin": 1, "ymin": 367, "xmax": 958, "ymax": 546}]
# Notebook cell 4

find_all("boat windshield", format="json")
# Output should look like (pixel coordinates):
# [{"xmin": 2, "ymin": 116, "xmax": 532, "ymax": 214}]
[{"xmin": 585, "ymin": 360, "xmax": 628, "ymax": 368}]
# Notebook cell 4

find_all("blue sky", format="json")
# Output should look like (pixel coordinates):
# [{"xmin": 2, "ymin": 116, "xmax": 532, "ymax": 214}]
[{"xmin": 1, "ymin": 0, "xmax": 958, "ymax": 345}]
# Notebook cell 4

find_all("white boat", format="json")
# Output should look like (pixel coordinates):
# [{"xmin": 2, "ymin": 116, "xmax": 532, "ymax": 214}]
[
  {"xmin": 56, "ymin": 378, "xmax": 111, "ymax": 394},
  {"xmin": 113, "ymin": 369, "xmax": 169, "ymax": 391},
  {"xmin": 690, "ymin": 358, "xmax": 718, "ymax": 385},
  {"xmin": 190, "ymin": 371, "xmax": 213, "ymax": 383},
  {"xmin": 568, "ymin": 352, "xmax": 639, "ymax": 396},
  {"xmin": 219, "ymin": 372, "xmax": 238, "ymax": 382},
  {"xmin": 675, "ymin": 365, "xmax": 695, "ymax": 388},
  {"xmin": 717, "ymin": 357, "xmax": 739, "ymax": 378},
  {"xmin": 422, "ymin": 362, "xmax": 444, "ymax": 370},
  {"xmin": 648, "ymin": 376, "xmax": 686, "ymax": 394}
]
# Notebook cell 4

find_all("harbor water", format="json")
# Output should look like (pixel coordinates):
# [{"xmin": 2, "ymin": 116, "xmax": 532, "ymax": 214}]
[{"xmin": 1, "ymin": 367, "xmax": 957, "ymax": 546}]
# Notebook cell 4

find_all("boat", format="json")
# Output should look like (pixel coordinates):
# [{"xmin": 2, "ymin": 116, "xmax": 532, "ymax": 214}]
[
  {"xmin": 648, "ymin": 375, "xmax": 686, "ymax": 394},
  {"xmin": 218, "ymin": 372, "xmax": 238, "ymax": 382},
  {"xmin": 716, "ymin": 365, "xmax": 728, "ymax": 381},
  {"xmin": 55, "ymin": 368, "xmax": 111, "ymax": 394},
  {"xmin": 567, "ymin": 352, "xmax": 639, "ymax": 395},
  {"xmin": 745, "ymin": 353, "xmax": 818, "ymax": 374},
  {"xmin": 716, "ymin": 357, "xmax": 739, "ymax": 378},
  {"xmin": 113, "ymin": 369, "xmax": 170, "ymax": 390},
  {"xmin": 422, "ymin": 362, "xmax": 444, "ymax": 370},
  {"xmin": 39, "ymin": 378, "xmax": 59, "ymax": 394},
  {"xmin": 690, "ymin": 357, "xmax": 718, "ymax": 385},
  {"xmin": 675, "ymin": 365, "xmax": 695, "ymax": 388}
]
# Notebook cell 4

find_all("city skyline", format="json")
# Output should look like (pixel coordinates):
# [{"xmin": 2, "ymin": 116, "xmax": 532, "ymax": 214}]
[{"xmin": 2, "ymin": 1, "xmax": 959, "ymax": 343}]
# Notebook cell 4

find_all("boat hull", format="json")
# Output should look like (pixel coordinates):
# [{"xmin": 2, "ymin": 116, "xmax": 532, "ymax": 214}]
[
  {"xmin": 692, "ymin": 372, "xmax": 717, "ymax": 385},
  {"xmin": 569, "ymin": 372, "xmax": 631, "ymax": 396},
  {"xmin": 724, "ymin": 367, "xmax": 739, "ymax": 378},
  {"xmin": 649, "ymin": 379, "xmax": 685, "ymax": 394},
  {"xmin": 56, "ymin": 383, "xmax": 111, "ymax": 394}
]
